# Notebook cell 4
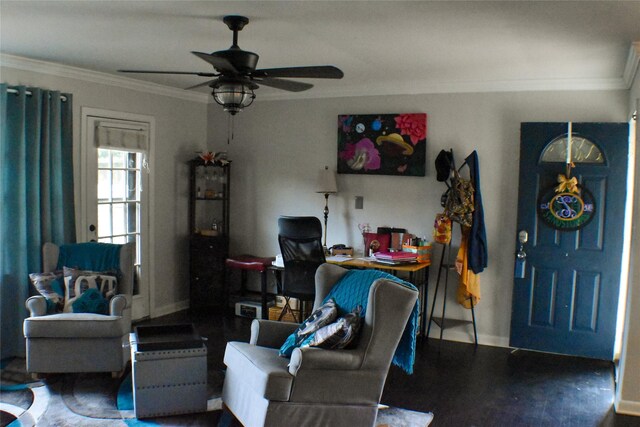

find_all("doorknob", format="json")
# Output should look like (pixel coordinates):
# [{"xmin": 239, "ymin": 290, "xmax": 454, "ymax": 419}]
[
  {"xmin": 517, "ymin": 230, "xmax": 528, "ymax": 259},
  {"xmin": 89, "ymin": 224, "xmax": 97, "ymax": 243},
  {"xmin": 518, "ymin": 230, "xmax": 528, "ymax": 245},
  {"xmin": 515, "ymin": 230, "xmax": 528, "ymax": 279}
]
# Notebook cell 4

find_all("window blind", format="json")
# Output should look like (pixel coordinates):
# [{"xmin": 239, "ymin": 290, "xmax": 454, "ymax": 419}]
[{"xmin": 95, "ymin": 121, "xmax": 149, "ymax": 153}]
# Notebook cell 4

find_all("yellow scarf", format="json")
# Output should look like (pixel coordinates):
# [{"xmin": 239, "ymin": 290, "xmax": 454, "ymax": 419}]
[{"xmin": 456, "ymin": 228, "xmax": 480, "ymax": 308}]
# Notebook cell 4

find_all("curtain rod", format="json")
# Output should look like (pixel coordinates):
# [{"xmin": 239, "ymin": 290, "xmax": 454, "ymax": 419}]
[{"xmin": 6, "ymin": 87, "xmax": 68, "ymax": 102}]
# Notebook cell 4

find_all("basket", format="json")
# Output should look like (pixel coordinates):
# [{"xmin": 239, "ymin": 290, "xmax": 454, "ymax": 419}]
[{"xmin": 402, "ymin": 244, "xmax": 432, "ymax": 263}]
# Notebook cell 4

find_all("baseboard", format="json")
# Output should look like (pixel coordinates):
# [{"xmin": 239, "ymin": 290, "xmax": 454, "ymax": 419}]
[
  {"xmin": 425, "ymin": 328, "xmax": 511, "ymax": 348},
  {"xmin": 615, "ymin": 399, "xmax": 640, "ymax": 416},
  {"xmin": 150, "ymin": 302, "xmax": 515, "ymax": 348},
  {"xmin": 151, "ymin": 299, "xmax": 190, "ymax": 319}
]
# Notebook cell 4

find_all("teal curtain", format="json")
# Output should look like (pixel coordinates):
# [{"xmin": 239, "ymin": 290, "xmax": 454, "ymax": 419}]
[{"xmin": 0, "ymin": 84, "xmax": 75, "ymax": 359}]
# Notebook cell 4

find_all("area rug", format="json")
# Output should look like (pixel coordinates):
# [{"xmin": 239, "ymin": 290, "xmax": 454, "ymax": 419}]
[{"xmin": 1, "ymin": 358, "xmax": 433, "ymax": 426}]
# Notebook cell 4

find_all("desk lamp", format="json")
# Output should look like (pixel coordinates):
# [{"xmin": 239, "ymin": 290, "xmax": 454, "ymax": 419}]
[{"xmin": 316, "ymin": 166, "xmax": 338, "ymax": 252}]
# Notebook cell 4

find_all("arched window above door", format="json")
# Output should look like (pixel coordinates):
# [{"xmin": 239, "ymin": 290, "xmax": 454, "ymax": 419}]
[{"xmin": 541, "ymin": 135, "xmax": 604, "ymax": 163}]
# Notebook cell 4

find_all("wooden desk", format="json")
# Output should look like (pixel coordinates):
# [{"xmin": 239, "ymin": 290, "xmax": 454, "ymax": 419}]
[
  {"xmin": 327, "ymin": 257, "xmax": 430, "ymax": 338},
  {"xmin": 270, "ymin": 258, "xmax": 431, "ymax": 337}
]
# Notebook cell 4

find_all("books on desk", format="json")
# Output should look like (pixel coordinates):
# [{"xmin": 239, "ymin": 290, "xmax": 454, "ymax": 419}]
[
  {"xmin": 374, "ymin": 251, "xmax": 418, "ymax": 260},
  {"xmin": 373, "ymin": 251, "xmax": 418, "ymax": 265}
]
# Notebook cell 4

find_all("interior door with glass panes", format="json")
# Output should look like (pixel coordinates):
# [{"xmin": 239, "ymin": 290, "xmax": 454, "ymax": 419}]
[{"xmin": 83, "ymin": 114, "xmax": 151, "ymax": 320}]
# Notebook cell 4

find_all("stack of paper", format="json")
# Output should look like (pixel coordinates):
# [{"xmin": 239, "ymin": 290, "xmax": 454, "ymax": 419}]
[{"xmin": 373, "ymin": 251, "xmax": 418, "ymax": 265}]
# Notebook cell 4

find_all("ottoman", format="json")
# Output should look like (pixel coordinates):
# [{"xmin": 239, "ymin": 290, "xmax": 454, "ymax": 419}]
[{"xmin": 129, "ymin": 324, "xmax": 207, "ymax": 418}]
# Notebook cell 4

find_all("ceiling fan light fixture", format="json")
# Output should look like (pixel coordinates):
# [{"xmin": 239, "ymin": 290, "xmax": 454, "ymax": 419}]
[
  {"xmin": 212, "ymin": 81, "xmax": 256, "ymax": 115},
  {"xmin": 118, "ymin": 15, "xmax": 343, "ymax": 117}
]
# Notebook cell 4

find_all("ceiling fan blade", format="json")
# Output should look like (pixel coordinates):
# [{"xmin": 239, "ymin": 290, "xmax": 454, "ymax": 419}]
[
  {"xmin": 253, "ymin": 66, "xmax": 343, "ymax": 79},
  {"xmin": 184, "ymin": 79, "xmax": 218, "ymax": 90},
  {"xmin": 192, "ymin": 51, "xmax": 238, "ymax": 74},
  {"xmin": 118, "ymin": 69, "xmax": 216, "ymax": 77},
  {"xmin": 256, "ymin": 77, "xmax": 313, "ymax": 92}
]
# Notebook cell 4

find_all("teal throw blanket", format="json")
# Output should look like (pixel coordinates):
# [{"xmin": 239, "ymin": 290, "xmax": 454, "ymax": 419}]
[
  {"xmin": 323, "ymin": 269, "xmax": 419, "ymax": 374},
  {"xmin": 56, "ymin": 242, "xmax": 122, "ymax": 271}
]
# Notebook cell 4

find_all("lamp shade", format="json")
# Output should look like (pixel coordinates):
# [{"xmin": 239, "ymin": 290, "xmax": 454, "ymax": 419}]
[
  {"xmin": 212, "ymin": 80, "xmax": 256, "ymax": 115},
  {"xmin": 316, "ymin": 166, "xmax": 338, "ymax": 194}
]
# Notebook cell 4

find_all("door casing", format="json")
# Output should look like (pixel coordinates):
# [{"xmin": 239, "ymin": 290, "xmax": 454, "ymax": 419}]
[{"xmin": 80, "ymin": 107, "xmax": 156, "ymax": 320}]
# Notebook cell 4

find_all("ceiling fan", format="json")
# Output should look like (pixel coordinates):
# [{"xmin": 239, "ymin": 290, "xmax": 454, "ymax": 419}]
[{"xmin": 119, "ymin": 15, "xmax": 344, "ymax": 115}]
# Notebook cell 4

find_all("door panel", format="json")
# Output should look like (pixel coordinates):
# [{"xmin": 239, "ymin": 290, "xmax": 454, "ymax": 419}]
[
  {"xmin": 531, "ymin": 268, "xmax": 557, "ymax": 327},
  {"xmin": 578, "ymin": 176, "xmax": 606, "ymax": 250},
  {"xmin": 510, "ymin": 122, "xmax": 628, "ymax": 360},
  {"xmin": 572, "ymin": 271, "xmax": 599, "ymax": 332}
]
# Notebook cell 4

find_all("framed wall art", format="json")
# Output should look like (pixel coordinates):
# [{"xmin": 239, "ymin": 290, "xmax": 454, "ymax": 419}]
[{"xmin": 337, "ymin": 113, "xmax": 427, "ymax": 176}]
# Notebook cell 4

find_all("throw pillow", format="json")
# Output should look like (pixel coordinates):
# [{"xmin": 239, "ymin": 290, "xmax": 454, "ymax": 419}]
[
  {"xmin": 279, "ymin": 299, "xmax": 338, "ymax": 357},
  {"xmin": 301, "ymin": 305, "xmax": 363, "ymax": 350},
  {"xmin": 63, "ymin": 267, "xmax": 118, "ymax": 313},
  {"xmin": 71, "ymin": 287, "xmax": 109, "ymax": 314},
  {"xmin": 28, "ymin": 272, "xmax": 65, "ymax": 313}
]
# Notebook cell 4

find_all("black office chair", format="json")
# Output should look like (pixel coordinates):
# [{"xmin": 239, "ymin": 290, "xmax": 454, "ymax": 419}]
[{"xmin": 277, "ymin": 216, "xmax": 326, "ymax": 322}]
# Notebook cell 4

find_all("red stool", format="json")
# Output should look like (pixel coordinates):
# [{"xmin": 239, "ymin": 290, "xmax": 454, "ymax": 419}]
[{"xmin": 225, "ymin": 255, "xmax": 276, "ymax": 319}]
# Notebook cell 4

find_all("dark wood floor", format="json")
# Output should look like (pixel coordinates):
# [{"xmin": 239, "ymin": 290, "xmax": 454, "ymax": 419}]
[{"xmin": 137, "ymin": 311, "xmax": 640, "ymax": 427}]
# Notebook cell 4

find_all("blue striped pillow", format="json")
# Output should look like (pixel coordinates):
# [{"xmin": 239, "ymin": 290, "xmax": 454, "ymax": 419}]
[{"xmin": 279, "ymin": 299, "xmax": 338, "ymax": 357}]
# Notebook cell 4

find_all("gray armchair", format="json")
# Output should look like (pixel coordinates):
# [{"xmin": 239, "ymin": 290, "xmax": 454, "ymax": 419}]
[
  {"xmin": 23, "ymin": 242, "xmax": 134, "ymax": 374},
  {"xmin": 222, "ymin": 263, "xmax": 419, "ymax": 427}
]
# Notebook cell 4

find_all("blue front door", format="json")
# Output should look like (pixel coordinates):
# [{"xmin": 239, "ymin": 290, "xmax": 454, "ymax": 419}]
[{"xmin": 510, "ymin": 122, "xmax": 629, "ymax": 360}]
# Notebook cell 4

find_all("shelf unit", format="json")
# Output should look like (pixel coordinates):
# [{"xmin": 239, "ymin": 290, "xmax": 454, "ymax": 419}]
[
  {"xmin": 426, "ymin": 241, "xmax": 478, "ymax": 346},
  {"xmin": 188, "ymin": 158, "xmax": 231, "ymax": 312}
]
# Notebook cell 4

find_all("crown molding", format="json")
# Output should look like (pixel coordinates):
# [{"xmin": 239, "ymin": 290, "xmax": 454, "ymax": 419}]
[
  {"xmin": 257, "ymin": 76, "xmax": 629, "ymax": 102},
  {"xmin": 2, "ymin": 47, "xmax": 635, "ymax": 105},
  {"xmin": 258, "ymin": 41, "xmax": 640, "ymax": 101},
  {"xmin": 0, "ymin": 53, "xmax": 210, "ymax": 104}
]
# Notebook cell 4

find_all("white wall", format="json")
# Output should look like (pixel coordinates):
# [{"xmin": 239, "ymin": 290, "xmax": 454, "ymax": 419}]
[
  {"xmin": 208, "ymin": 89, "xmax": 628, "ymax": 346},
  {"xmin": 1, "ymin": 65, "xmax": 208, "ymax": 316}
]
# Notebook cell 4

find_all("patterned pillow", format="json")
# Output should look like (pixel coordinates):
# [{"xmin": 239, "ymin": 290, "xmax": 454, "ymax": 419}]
[
  {"xmin": 301, "ymin": 306, "xmax": 363, "ymax": 350},
  {"xmin": 63, "ymin": 267, "xmax": 118, "ymax": 313},
  {"xmin": 29, "ymin": 272, "xmax": 65, "ymax": 313},
  {"xmin": 279, "ymin": 299, "xmax": 338, "ymax": 357}
]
